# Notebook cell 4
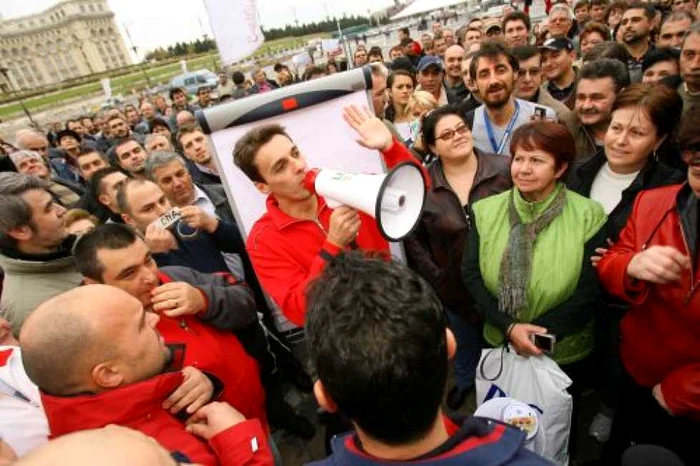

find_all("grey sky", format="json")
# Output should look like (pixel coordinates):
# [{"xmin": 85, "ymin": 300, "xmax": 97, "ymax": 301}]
[{"xmin": 1, "ymin": 0, "xmax": 394, "ymax": 59}]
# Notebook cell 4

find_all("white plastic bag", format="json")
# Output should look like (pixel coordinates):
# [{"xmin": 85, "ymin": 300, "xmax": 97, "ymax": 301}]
[{"xmin": 475, "ymin": 346, "xmax": 573, "ymax": 465}]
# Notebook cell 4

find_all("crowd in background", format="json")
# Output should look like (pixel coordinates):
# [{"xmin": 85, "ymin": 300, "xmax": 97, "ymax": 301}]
[{"xmin": 1, "ymin": 0, "xmax": 700, "ymax": 465}]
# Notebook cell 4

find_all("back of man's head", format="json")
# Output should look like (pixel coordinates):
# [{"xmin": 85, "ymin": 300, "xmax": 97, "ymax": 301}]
[
  {"xmin": 306, "ymin": 251, "xmax": 449, "ymax": 445},
  {"xmin": 19, "ymin": 286, "xmax": 112, "ymax": 395},
  {"xmin": 232, "ymin": 71, "xmax": 246, "ymax": 85},
  {"xmin": 14, "ymin": 425, "xmax": 178, "ymax": 466}
]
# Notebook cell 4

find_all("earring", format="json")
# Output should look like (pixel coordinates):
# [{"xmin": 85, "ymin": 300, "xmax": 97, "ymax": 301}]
[{"xmin": 653, "ymin": 149, "xmax": 658, "ymax": 161}]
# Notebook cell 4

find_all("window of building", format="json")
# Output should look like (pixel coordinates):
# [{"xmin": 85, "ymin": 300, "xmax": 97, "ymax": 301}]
[
  {"xmin": 80, "ymin": 5, "xmax": 86, "ymax": 13},
  {"xmin": 89, "ymin": 4, "xmax": 96, "ymax": 12},
  {"xmin": 97, "ymin": 3, "xmax": 104, "ymax": 11}
]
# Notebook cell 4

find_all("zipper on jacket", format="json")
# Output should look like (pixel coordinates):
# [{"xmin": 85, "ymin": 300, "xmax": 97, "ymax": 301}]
[{"xmin": 679, "ymin": 226, "xmax": 699, "ymax": 305}]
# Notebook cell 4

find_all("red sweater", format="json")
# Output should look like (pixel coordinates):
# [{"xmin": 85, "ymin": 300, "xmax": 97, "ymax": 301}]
[
  {"xmin": 247, "ymin": 140, "xmax": 427, "ymax": 327},
  {"xmin": 157, "ymin": 272, "xmax": 267, "ymax": 427},
  {"xmin": 41, "ymin": 372, "xmax": 273, "ymax": 465},
  {"xmin": 597, "ymin": 184, "xmax": 700, "ymax": 419}
]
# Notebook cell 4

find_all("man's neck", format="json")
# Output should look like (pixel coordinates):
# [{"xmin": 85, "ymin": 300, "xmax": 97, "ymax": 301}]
[
  {"xmin": 16, "ymin": 240, "xmax": 62, "ymax": 256},
  {"xmin": 625, "ymin": 39, "xmax": 650, "ymax": 59},
  {"xmin": 444, "ymin": 75, "xmax": 461, "ymax": 88},
  {"xmin": 357, "ymin": 413, "xmax": 449, "ymax": 461},
  {"xmin": 588, "ymin": 120, "xmax": 610, "ymax": 142},
  {"xmin": 277, "ymin": 194, "xmax": 318, "ymax": 221},
  {"xmin": 486, "ymin": 97, "xmax": 517, "ymax": 126},
  {"xmin": 552, "ymin": 67, "xmax": 576, "ymax": 89}
]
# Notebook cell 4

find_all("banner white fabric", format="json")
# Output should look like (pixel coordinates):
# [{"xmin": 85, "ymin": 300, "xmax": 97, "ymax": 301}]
[
  {"xmin": 100, "ymin": 78, "xmax": 111, "ymax": 99},
  {"xmin": 204, "ymin": 0, "xmax": 265, "ymax": 64}
]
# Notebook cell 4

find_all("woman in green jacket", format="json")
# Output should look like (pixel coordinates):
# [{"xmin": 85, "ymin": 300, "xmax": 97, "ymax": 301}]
[{"xmin": 463, "ymin": 121, "xmax": 607, "ymax": 455}]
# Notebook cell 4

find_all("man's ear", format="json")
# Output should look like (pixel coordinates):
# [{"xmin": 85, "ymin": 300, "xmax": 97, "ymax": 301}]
[
  {"xmin": 83, "ymin": 276, "xmax": 100, "ymax": 285},
  {"xmin": 0, "ymin": 317, "xmax": 18, "ymax": 346},
  {"xmin": 7, "ymin": 225, "xmax": 32, "ymax": 243},
  {"xmin": 253, "ymin": 181, "xmax": 270, "ymax": 195},
  {"xmin": 91, "ymin": 362, "xmax": 124, "ymax": 390},
  {"xmin": 98, "ymin": 193, "xmax": 111, "ymax": 208},
  {"xmin": 446, "ymin": 328, "xmax": 457, "ymax": 361},
  {"xmin": 122, "ymin": 213, "xmax": 135, "ymax": 227},
  {"xmin": 314, "ymin": 380, "xmax": 338, "ymax": 413}
]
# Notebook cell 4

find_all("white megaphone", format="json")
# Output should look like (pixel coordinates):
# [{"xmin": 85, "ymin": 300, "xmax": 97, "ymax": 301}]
[{"xmin": 303, "ymin": 162, "xmax": 426, "ymax": 242}]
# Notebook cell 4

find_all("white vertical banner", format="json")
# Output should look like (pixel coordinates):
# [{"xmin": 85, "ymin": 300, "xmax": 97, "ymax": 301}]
[
  {"xmin": 100, "ymin": 78, "xmax": 112, "ymax": 99},
  {"xmin": 203, "ymin": 0, "xmax": 265, "ymax": 64},
  {"xmin": 180, "ymin": 60, "xmax": 188, "ymax": 73}
]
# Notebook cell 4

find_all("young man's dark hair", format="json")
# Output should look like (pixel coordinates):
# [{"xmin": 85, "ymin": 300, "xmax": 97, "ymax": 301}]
[
  {"xmin": 148, "ymin": 117, "xmax": 171, "ymax": 134},
  {"xmin": 367, "ymin": 46, "xmax": 384, "ymax": 61},
  {"xmin": 88, "ymin": 166, "xmax": 125, "ymax": 203},
  {"xmin": 582, "ymin": 41, "xmax": 629, "ymax": 63},
  {"xmin": 233, "ymin": 124, "xmax": 291, "ymax": 183},
  {"xmin": 642, "ymin": 47, "xmax": 681, "ymax": 73},
  {"xmin": 625, "ymin": 2, "xmax": 656, "ymax": 20},
  {"xmin": 168, "ymin": 87, "xmax": 187, "ymax": 101},
  {"xmin": 399, "ymin": 27, "xmax": 409, "ymax": 37},
  {"xmin": 0, "ymin": 174, "xmax": 48, "ymax": 249},
  {"xmin": 196, "ymin": 85, "xmax": 210, "ymax": 96},
  {"xmin": 510, "ymin": 44, "xmax": 539, "ymax": 61},
  {"xmin": 73, "ymin": 222, "xmax": 138, "ymax": 281},
  {"xmin": 469, "ymin": 40, "xmax": 520, "ymax": 81},
  {"xmin": 306, "ymin": 251, "xmax": 447, "ymax": 445},
  {"xmin": 232, "ymin": 71, "xmax": 246, "ymax": 86},
  {"xmin": 106, "ymin": 137, "xmax": 139, "ymax": 167},
  {"xmin": 502, "ymin": 10, "xmax": 531, "ymax": 32},
  {"xmin": 579, "ymin": 57, "xmax": 631, "ymax": 92}
]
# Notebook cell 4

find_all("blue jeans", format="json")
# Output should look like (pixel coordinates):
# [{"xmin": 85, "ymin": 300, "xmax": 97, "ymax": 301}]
[{"xmin": 445, "ymin": 308, "xmax": 483, "ymax": 390}]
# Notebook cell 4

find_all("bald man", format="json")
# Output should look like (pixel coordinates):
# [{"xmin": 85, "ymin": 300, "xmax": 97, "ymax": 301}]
[
  {"xmin": 20, "ymin": 285, "xmax": 273, "ymax": 465},
  {"xmin": 443, "ymin": 45, "xmax": 471, "ymax": 104}
]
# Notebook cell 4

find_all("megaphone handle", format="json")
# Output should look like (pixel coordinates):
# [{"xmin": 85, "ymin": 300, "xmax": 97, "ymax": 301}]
[{"xmin": 325, "ymin": 197, "xmax": 344, "ymax": 209}]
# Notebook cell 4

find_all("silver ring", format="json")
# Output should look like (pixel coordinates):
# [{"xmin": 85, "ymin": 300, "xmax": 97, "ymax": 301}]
[{"xmin": 176, "ymin": 220, "xmax": 199, "ymax": 239}]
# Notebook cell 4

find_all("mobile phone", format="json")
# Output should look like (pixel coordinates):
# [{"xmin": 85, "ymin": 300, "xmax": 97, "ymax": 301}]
[
  {"xmin": 530, "ymin": 333, "xmax": 556, "ymax": 354},
  {"xmin": 534, "ymin": 106, "xmax": 547, "ymax": 120},
  {"xmin": 152, "ymin": 208, "xmax": 182, "ymax": 230}
]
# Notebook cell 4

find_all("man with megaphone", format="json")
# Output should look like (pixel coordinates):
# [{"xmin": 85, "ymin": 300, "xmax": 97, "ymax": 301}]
[{"xmin": 233, "ymin": 105, "xmax": 428, "ymax": 327}]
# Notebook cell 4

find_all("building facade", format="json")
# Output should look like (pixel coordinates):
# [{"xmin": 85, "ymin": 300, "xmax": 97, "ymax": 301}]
[{"xmin": 0, "ymin": 0, "xmax": 132, "ymax": 92}]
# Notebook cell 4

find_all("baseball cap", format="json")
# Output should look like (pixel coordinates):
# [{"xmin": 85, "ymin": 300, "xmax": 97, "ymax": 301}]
[
  {"xmin": 539, "ymin": 37, "xmax": 574, "ymax": 52},
  {"xmin": 484, "ymin": 18, "xmax": 502, "ymax": 33},
  {"xmin": 417, "ymin": 55, "xmax": 444, "ymax": 72},
  {"xmin": 55, "ymin": 129, "xmax": 81, "ymax": 145}
]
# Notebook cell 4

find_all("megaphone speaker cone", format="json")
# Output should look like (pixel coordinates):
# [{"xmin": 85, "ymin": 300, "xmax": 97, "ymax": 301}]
[{"xmin": 376, "ymin": 162, "xmax": 426, "ymax": 242}]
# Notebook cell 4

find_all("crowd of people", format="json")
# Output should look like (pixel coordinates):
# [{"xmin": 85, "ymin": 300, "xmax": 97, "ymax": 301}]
[{"xmin": 1, "ymin": 0, "xmax": 700, "ymax": 465}]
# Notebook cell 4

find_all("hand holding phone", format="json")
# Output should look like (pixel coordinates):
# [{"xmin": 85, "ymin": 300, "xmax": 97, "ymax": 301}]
[{"xmin": 530, "ymin": 333, "xmax": 556, "ymax": 354}]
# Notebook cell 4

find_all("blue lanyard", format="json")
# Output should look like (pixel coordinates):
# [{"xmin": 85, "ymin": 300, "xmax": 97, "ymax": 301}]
[{"xmin": 484, "ymin": 101, "xmax": 520, "ymax": 155}]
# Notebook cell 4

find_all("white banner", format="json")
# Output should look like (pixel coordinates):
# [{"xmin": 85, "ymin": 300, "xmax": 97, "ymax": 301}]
[
  {"xmin": 100, "ymin": 78, "xmax": 112, "ymax": 99},
  {"xmin": 179, "ymin": 60, "xmax": 187, "ymax": 73},
  {"xmin": 204, "ymin": 0, "xmax": 265, "ymax": 64}
]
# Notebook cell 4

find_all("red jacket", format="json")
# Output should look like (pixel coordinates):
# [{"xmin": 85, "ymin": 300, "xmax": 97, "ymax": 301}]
[
  {"xmin": 597, "ymin": 184, "xmax": 700, "ymax": 419},
  {"xmin": 41, "ymin": 372, "xmax": 273, "ymax": 465},
  {"xmin": 247, "ymin": 140, "xmax": 427, "ymax": 327},
  {"xmin": 157, "ymin": 272, "xmax": 267, "ymax": 428}
]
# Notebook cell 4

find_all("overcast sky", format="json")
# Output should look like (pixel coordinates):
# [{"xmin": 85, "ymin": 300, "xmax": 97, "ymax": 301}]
[{"xmin": 1, "ymin": 0, "xmax": 395, "ymax": 59}]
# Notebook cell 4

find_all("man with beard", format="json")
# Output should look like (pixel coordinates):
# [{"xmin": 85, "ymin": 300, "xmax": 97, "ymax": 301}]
[
  {"xmin": 511, "ymin": 45, "xmax": 575, "ymax": 130},
  {"xmin": 443, "ymin": 45, "xmax": 470, "ymax": 103},
  {"xmin": 106, "ymin": 115, "xmax": 145, "ymax": 145},
  {"xmin": 679, "ymin": 22, "xmax": 700, "ymax": 113},
  {"xmin": 658, "ymin": 11, "xmax": 693, "ymax": 50},
  {"xmin": 176, "ymin": 125, "xmax": 220, "ymax": 184},
  {"xmin": 109, "ymin": 138, "xmax": 148, "ymax": 180},
  {"xmin": 466, "ymin": 42, "xmax": 557, "ymax": 156},
  {"xmin": 619, "ymin": 3, "xmax": 656, "ymax": 83},
  {"xmin": 0, "ymin": 173, "xmax": 83, "ymax": 334},
  {"xmin": 571, "ymin": 59, "xmax": 630, "ymax": 160}
]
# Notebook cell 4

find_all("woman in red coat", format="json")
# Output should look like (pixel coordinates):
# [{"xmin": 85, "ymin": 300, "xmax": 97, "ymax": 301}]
[{"xmin": 597, "ymin": 107, "xmax": 700, "ymax": 465}]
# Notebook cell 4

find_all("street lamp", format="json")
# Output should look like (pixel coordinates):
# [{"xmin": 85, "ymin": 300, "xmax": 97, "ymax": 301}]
[{"xmin": 0, "ymin": 66, "xmax": 37, "ymax": 127}]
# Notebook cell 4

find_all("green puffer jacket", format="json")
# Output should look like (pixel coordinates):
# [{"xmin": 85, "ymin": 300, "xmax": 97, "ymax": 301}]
[{"xmin": 463, "ymin": 183, "xmax": 607, "ymax": 365}]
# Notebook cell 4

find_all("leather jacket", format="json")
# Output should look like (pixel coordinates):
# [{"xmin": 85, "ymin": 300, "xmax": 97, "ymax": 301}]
[{"xmin": 404, "ymin": 150, "xmax": 512, "ymax": 318}]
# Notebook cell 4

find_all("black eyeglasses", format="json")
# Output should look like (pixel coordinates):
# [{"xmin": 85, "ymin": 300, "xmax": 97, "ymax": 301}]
[{"xmin": 436, "ymin": 125, "xmax": 470, "ymax": 141}]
